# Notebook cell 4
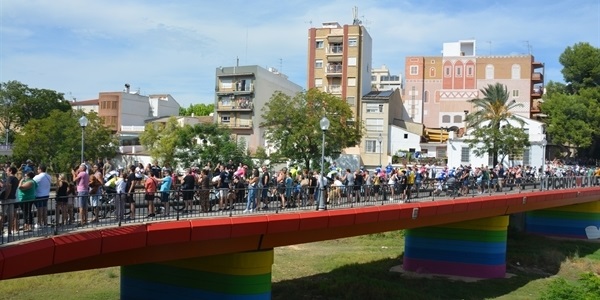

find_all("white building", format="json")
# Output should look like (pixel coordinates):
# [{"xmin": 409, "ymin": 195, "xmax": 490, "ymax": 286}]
[{"xmin": 446, "ymin": 116, "xmax": 545, "ymax": 169}]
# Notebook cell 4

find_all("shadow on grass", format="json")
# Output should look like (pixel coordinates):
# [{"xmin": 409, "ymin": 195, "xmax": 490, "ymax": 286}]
[{"xmin": 272, "ymin": 232, "xmax": 600, "ymax": 300}]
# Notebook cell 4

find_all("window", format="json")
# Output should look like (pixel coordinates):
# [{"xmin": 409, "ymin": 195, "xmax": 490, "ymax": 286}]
[
  {"xmin": 444, "ymin": 66, "xmax": 451, "ymax": 77},
  {"xmin": 461, "ymin": 147, "xmax": 470, "ymax": 163},
  {"xmin": 453, "ymin": 115, "xmax": 462, "ymax": 123},
  {"xmin": 365, "ymin": 140, "xmax": 381, "ymax": 153},
  {"xmin": 316, "ymin": 40, "xmax": 324, "ymax": 48},
  {"xmin": 314, "ymin": 78, "xmax": 323, "ymax": 87},
  {"xmin": 456, "ymin": 67, "xmax": 462, "ymax": 77},
  {"xmin": 512, "ymin": 90, "xmax": 519, "ymax": 97},
  {"xmin": 424, "ymin": 90, "xmax": 429, "ymax": 103},
  {"xmin": 348, "ymin": 38, "xmax": 357, "ymax": 46},
  {"xmin": 315, "ymin": 59, "xmax": 323, "ymax": 68},
  {"xmin": 366, "ymin": 103, "xmax": 383, "ymax": 113},
  {"xmin": 347, "ymin": 77, "xmax": 356, "ymax": 86},
  {"xmin": 429, "ymin": 67, "xmax": 436, "ymax": 77},
  {"xmin": 371, "ymin": 75, "xmax": 377, "ymax": 81},
  {"xmin": 404, "ymin": 134, "xmax": 408, "ymax": 139},
  {"xmin": 348, "ymin": 57, "xmax": 357, "ymax": 66},
  {"xmin": 365, "ymin": 118, "xmax": 384, "ymax": 132},
  {"xmin": 221, "ymin": 78, "xmax": 232, "ymax": 89},
  {"xmin": 523, "ymin": 148, "xmax": 530, "ymax": 165},
  {"xmin": 485, "ymin": 64, "xmax": 494, "ymax": 79},
  {"xmin": 442, "ymin": 115, "xmax": 451, "ymax": 123},
  {"xmin": 221, "ymin": 114, "xmax": 230, "ymax": 123},
  {"xmin": 467, "ymin": 66, "xmax": 474, "ymax": 77},
  {"xmin": 410, "ymin": 65, "xmax": 418, "ymax": 75},
  {"xmin": 511, "ymin": 64, "xmax": 521, "ymax": 79},
  {"xmin": 346, "ymin": 96, "xmax": 355, "ymax": 106}
]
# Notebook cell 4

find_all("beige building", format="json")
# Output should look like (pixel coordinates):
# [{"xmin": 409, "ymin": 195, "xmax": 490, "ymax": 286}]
[
  {"xmin": 307, "ymin": 21, "xmax": 373, "ymax": 120},
  {"xmin": 214, "ymin": 65, "xmax": 302, "ymax": 154},
  {"xmin": 404, "ymin": 40, "xmax": 545, "ymax": 137}
]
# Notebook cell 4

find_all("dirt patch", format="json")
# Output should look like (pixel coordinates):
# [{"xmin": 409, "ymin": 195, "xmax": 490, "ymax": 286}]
[{"xmin": 389, "ymin": 265, "xmax": 515, "ymax": 282}]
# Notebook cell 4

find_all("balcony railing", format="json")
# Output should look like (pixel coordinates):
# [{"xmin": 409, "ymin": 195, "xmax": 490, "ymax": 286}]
[
  {"xmin": 119, "ymin": 145, "xmax": 145, "ymax": 154},
  {"xmin": 120, "ymin": 125, "xmax": 145, "ymax": 132},
  {"xmin": 326, "ymin": 85, "xmax": 342, "ymax": 94},
  {"xmin": 219, "ymin": 120, "xmax": 253, "ymax": 129},
  {"xmin": 217, "ymin": 100, "xmax": 254, "ymax": 111},
  {"xmin": 326, "ymin": 64, "xmax": 343, "ymax": 74},
  {"xmin": 532, "ymin": 72, "xmax": 544, "ymax": 82},
  {"xmin": 327, "ymin": 46, "xmax": 343, "ymax": 54}
]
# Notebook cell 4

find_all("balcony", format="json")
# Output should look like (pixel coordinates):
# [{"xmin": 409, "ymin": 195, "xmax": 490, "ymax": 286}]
[
  {"xmin": 326, "ymin": 64, "xmax": 343, "ymax": 75},
  {"xmin": 532, "ymin": 72, "xmax": 544, "ymax": 83},
  {"xmin": 120, "ymin": 125, "xmax": 146, "ymax": 132},
  {"xmin": 531, "ymin": 86, "xmax": 543, "ymax": 99},
  {"xmin": 216, "ymin": 83, "xmax": 254, "ymax": 94},
  {"xmin": 531, "ymin": 99, "xmax": 542, "ymax": 113},
  {"xmin": 216, "ymin": 99, "xmax": 254, "ymax": 112},
  {"xmin": 326, "ymin": 85, "xmax": 342, "ymax": 94},
  {"xmin": 532, "ymin": 61, "xmax": 544, "ymax": 69},
  {"xmin": 327, "ymin": 45, "xmax": 343, "ymax": 55},
  {"xmin": 219, "ymin": 119, "xmax": 253, "ymax": 129},
  {"xmin": 119, "ymin": 145, "xmax": 145, "ymax": 154}
]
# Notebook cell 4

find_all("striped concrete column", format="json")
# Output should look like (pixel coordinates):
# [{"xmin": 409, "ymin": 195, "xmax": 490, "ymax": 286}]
[
  {"xmin": 526, "ymin": 201, "xmax": 600, "ymax": 240},
  {"xmin": 403, "ymin": 216, "xmax": 509, "ymax": 278},
  {"xmin": 121, "ymin": 249, "xmax": 274, "ymax": 300}
]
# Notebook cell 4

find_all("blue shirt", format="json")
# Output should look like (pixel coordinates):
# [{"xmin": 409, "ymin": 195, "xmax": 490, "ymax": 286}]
[{"xmin": 160, "ymin": 176, "xmax": 172, "ymax": 192}]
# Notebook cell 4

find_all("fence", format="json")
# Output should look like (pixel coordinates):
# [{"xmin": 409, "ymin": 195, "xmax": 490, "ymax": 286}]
[{"xmin": 1, "ymin": 175, "xmax": 599, "ymax": 245}]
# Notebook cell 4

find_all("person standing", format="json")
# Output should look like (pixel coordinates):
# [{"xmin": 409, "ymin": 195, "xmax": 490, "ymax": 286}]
[
  {"xmin": 159, "ymin": 169, "xmax": 173, "ymax": 217},
  {"xmin": 33, "ymin": 164, "xmax": 52, "ymax": 228},
  {"xmin": 55, "ymin": 174, "xmax": 69, "ymax": 226},
  {"xmin": 244, "ymin": 168, "xmax": 259, "ymax": 213},
  {"xmin": 258, "ymin": 166, "xmax": 271, "ymax": 210},
  {"xmin": 72, "ymin": 164, "xmax": 90, "ymax": 226},
  {"xmin": 144, "ymin": 171, "xmax": 158, "ymax": 218},
  {"xmin": 114, "ymin": 172, "xmax": 127, "ymax": 222},
  {"xmin": 89, "ymin": 165, "xmax": 104, "ymax": 223},
  {"xmin": 1, "ymin": 166, "xmax": 18, "ymax": 237},
  {"xmin": 18, "ymin": 172, "xmax": 38, "ymax": 232},
  {"xmin": 125, "ymin": 165, "xmax": 138, "ymax": 220},
  {"xmin": 198, "ymin": 168, "xmax": 210, "ymax": 213},
  {"xmin": 181, "ymin": 169, "xmax": 196, "ymax": 213}
]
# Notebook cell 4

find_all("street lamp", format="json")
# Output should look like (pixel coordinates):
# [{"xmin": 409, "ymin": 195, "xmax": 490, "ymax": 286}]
[
  {"xmin": 541, "ymin": 138, "xmax": 547, "ymax": 177},
  {"xmin": 79, "ymin": 115, "xmax": 88, "ymax": 164},
  {"xmin": 377, "ymin": 133, "xmax": 383, "ymax": 168},
  {"xmin": 318, "ymin": 116, "xmax": 330, "ymax": 211}
]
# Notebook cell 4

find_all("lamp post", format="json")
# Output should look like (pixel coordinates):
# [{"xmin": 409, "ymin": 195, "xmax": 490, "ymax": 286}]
[
  {"xmin": 318, "ymin": 116, "xmax": 330, "ymax": 211},
  {"xmin": 79, "ymin": 115, "xmax": 88, "ymax": 164},
  {"xmin": 541, "ymin": 138, "xmax": 547, "ymax": 176},
  {"xmin": 377, "ymin": 133, "xmax": 383, "ymax": 168}
]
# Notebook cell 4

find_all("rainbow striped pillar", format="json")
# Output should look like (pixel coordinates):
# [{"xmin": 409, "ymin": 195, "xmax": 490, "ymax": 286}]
[
  {"xmin": 526, "ymin": 201, "xmax": 600, "ymax": 239},
  {"xmin": 121, "ymin": 250, "xmax": 274, "ymax": 300},
  {"xmin": 403, "ymin": 216, "xmax": 509, "ymax": 278}
]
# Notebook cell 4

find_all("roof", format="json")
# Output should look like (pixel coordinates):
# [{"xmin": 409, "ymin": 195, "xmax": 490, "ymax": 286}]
[
  {"xmin": 70, "ymin": 99, "xmax": 98, "ymax": 106},
  {"xmin": 362, "ymin": 90, "xmax": 395, "ymax": 101},
  {"xmin": 392, "ymin": 119, "xmax": 424, "ymax": 136}
]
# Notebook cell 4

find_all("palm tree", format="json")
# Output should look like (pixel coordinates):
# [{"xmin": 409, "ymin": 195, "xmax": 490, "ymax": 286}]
[{"xmin": 466, "ymin": 83, "xmax": 524, "ymax": 165}]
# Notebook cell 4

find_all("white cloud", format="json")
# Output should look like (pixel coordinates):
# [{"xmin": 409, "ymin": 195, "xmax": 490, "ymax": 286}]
[{"xmin": 1, "ymin": 0, "xmax": 598, "ymax": 106}]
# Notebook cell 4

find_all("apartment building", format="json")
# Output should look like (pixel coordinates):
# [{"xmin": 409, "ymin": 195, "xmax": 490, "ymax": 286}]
[
  {"xmin": 71, "ymin": 86, "xmax": 180, "ymax": 149},
  {"xmin": 404, "ymin": 40, "xmax": 545, "ymax": 131},
  {"xmin": 214, "ymin": 65, "xmax": 302, "ymax": 154},
  {"xmin": 307, "ymin": 21, "xmax": 373, "ymax": 120},
  {"xmin": 371, "ymin": 65, "xmax": 402, "ymax": 91}
]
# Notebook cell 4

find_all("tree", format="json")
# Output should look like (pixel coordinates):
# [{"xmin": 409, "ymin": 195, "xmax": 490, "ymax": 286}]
[
  {"xmin": 12, "ymin": 110, "xmax": 117, "ymax": 174},
  {"xmin": 261, "ymin": 89, "xmax": 362, "ymax": 170},
  {"xmin": 559, "ymin": 42, "xmax": 600, "ymax": 93},
  {"xmin": 139, "ymin": 117, "xmax": 181, "ymax": 168},
  {"xmin": 179, "ymin": 103, "xmax": 214, "ymax": 116},
  {"xmin": 465, "ymin": 83, "xmax": 527, "ymax": 165},
  {"xmin": 542, "ymin": 88, "xmax": 599, "ymax": 157},
  {"xmin": 175, "ymin": 123, "xmax": 252, "ymax": 168},
  {"xmin": 0, "ymin": 81, "xmax": 72, "ymax": 143}
]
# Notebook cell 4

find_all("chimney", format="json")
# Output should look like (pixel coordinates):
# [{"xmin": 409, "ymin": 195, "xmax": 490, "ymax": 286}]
[{"xmin": 125, "ymin": 83, "xmax": 130, "ymax": 93}]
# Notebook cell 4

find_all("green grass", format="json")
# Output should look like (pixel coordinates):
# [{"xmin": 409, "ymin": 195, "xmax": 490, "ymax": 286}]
[{"xmin": 0, "ymin": 230, "xmax": 598, "ymax": 300}]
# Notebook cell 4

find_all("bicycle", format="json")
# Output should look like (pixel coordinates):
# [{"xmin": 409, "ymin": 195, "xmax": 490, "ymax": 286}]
[{"xmin": 96, "ymin": 189, "xmax": 131, "ymax": 219}]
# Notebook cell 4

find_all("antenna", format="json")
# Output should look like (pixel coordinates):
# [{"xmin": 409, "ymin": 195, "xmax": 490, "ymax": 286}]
[
  {"xmin": 305, "ymin": 19, "xmax": 313, "ymax": 27},
  {"xmin": 486, "ymin": 41, "xmax": 492, "ymax": 55},
  {"xmin": 279, "ymin": 58, "xmax": 283, "ymax": 73},
  {"xmin": 352, "ymin": 6, "xmax": 361, "ymax": 25},
  {"xmin": 523, "ymin": 41, "xmax": 532, "ymax": 54}
]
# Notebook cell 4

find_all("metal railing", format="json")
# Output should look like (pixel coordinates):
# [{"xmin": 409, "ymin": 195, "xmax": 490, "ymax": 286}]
[{"xmin": 0, "ymin": 176, "xmax": 598, "ymax": 245}]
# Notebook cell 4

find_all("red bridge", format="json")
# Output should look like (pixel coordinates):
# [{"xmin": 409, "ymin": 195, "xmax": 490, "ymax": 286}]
[{"xmin": 1, "ymin": 184, "xmax": 599, "ymax": 299}]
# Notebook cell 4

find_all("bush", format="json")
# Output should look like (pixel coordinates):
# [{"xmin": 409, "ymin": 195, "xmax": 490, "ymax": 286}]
[{"xmin": 540, "ymin": 272, "xmax": 600, "ymax": 300}]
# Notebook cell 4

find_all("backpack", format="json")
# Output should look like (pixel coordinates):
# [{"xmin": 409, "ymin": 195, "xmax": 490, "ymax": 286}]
[{"xmin": 407, "ymin": 171, "xmax": 415, "ymax": 184}]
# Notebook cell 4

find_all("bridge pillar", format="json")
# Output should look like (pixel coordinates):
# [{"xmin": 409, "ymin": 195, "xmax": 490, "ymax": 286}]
[
  {"xmin": 526, "ymin": 201, "xmax": 600, "ymax": 240},
  {"xmin": 402, "ymin": 216, "xmax": 509, "ymax": 278},
  {"xmin": 121, "ymin": 249, "xmax": 274, "ymax": 300}
]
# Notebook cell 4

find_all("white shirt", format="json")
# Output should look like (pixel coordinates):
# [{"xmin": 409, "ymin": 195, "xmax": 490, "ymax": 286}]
[
  {"xmin": 115, "ymin": 178, "xmax": 127, "ymax": 194},
  {"xmin": 33, "ymin": 172, "xmax": 52, "ymax": 197}
]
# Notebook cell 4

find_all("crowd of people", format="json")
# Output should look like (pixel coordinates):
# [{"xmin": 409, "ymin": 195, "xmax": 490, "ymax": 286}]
[{"xmin": 1, "ymin": 157, "xmax": 599, "ymax": 238}]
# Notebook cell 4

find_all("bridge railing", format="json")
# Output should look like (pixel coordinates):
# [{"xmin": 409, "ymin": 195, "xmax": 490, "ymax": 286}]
[{"xmin": 0, "ymin": 175, "xmax": 599, "ymax": 245}]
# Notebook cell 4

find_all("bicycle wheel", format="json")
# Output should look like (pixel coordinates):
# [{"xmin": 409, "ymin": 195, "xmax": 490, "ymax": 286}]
[{"xmin": 170, "ymin": 191, "xmax": 185, "ymax": 212}]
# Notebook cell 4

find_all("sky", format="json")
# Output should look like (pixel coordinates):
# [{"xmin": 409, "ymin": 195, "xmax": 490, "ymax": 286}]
[{"xmin": 1, "ymin": 0, "xmax": 599, "ymax": 108}]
